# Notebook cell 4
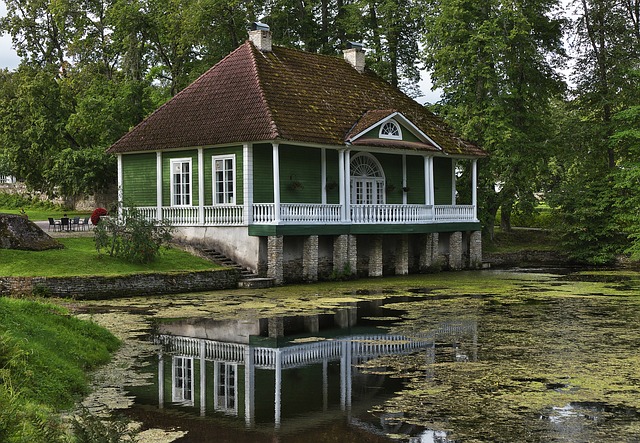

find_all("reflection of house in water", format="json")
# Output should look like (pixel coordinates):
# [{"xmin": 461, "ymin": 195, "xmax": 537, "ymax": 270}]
[{"xmin": 148, "ymin": 298, "xmax": 477, "ymax": 441}]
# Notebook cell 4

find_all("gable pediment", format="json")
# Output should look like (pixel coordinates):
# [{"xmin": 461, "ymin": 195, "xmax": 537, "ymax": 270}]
[{"xmin": 345, "ymin": 110, "xmax": 443, "ymax": 153}]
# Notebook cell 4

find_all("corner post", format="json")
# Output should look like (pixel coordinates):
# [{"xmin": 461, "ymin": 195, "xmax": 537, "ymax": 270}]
[
  {"xmin": 243, "ymin": 143, "xmax": 253, "ymax": 225},
  {"xmin": 472, "ymin": 159, "xmax": 478, "ymax": 221},
  {"xmin": 117, "ymin": 154, "xmax": 123, "ymax": 220},
  {"xmin": 198, "ymin": 148, "xmax": 205, "ymax": 225},
  {"xmin": 156, "ymin": 152, "xmax": 163, "ymax": 221},
  {"xmin": 272, "ymin": 143, "xmax": 280, "ymax": 223}
]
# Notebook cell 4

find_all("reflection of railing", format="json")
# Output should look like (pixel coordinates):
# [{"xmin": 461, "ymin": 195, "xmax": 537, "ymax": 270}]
[{"xmin": 156, "ymin": 322, "xmax": 472, "ymax": 370}]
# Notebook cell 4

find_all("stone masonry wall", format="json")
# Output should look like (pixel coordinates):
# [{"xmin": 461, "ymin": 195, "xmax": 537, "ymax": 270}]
[{"xmin": 0, "ymin": 269, "xmax": 238, "ymax": 299}]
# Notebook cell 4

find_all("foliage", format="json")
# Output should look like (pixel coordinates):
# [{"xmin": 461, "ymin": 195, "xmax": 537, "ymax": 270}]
[
  {"xmin": 94, "ymin": 206, "xmax": 174, "ymax": 264},
  {"xmin": 91, "ymin": 207, "xmax": 108, "ymax": 226},
  {"xmin": 421, "ymin": 0, "xmax": 566, "ymax": 237},
  {"xmin": 72, "ymin": 408, "xmax": 138, "ymax": 443},
  {"xmin": 0, "ymin": 191, "xmax": 60, "ymax": 211}
]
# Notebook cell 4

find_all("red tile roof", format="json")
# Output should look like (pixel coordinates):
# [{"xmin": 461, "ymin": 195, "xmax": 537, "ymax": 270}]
[{"xmin": 108, "ymin": 41, "xmax": 486, "ymax": 157}]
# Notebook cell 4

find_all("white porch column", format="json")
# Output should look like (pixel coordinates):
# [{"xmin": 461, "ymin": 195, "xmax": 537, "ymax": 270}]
[
  {"xmin": 321, "ymin": 148, "xmax": 327, "ymax": 205},
  {"xmin": 339, "ymin": 149, "xmax": 346, "ymax": 222},
  {"xmin": 272, "ymin": 143, "xmax": 281, "ymax": 223},
  {"xmin": 244, "ymin": 345, "xmax": 255, "ymax": 427},
  {"xmin": 156, "ymin": 152, "xmax": 163, "ymax": 221},
  {"xmin": 117, "ymin": 154, "xmax": 124, "ymax": 220},
  {"xmin": 425, "ymin": 156, "xmax": 435, "ymax": 220},
  {"xmin": 402, "ymin": 154, "xmax": 407, "ymax": 205},
  {"xmin": 472, "ymin": 158, "xmax": 478, "ymax": 221},
  {"xmin": 198, "ymin": 148, "xmax": 205, "ymax": 225},
  {"xmin": 345, "ymin": 149, "xmax": 351, "ymax": 222},
  {"xmin": 158, "ymin": 351, "xmax": 164, "ymax": 408},
  {"xmin": 199, "ymin": 340, "xmax": 206, "ymax": 416},
  {"xmin": 243, "ymin": 143, "xmax": 253, "ymax": 225},
  {"xmin": 275, "ymin": 349, "xmax": 282, "ymax": 429},
  {"xmin": 451, "ymin": 159, "xmax": 457, "ymax": 205}
]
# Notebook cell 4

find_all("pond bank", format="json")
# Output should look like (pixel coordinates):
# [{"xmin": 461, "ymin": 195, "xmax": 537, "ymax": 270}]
[{"xmin": 0, "ymin": 269, "xmax": 239, "ymax": 298}]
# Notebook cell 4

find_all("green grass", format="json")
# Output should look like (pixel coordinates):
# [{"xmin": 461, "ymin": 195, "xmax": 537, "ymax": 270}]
[
  {"xmin": 0, "ymin": 298, "xmax": 120, "ymax": 441},
  {"xmin": 0, "ymin": 237, "xmax": 219, "ymax": 277},
  {"xmin": 484, "ymin": 228, "xmax": 558, "ymax": 253},
  {"xmin": 1, "ymin": 208, "xmax": 90, "ymax": 222}
]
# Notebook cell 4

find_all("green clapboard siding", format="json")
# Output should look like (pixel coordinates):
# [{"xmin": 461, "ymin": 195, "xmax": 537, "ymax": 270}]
[
  {"xmin": 253, "ymin": 143, "xmax": 274, "ymax": 203},
  {"xmin": 374, "ymin": 153, "xmax": 403, "ymax": 204},
  {"xmin": 434, "ymin": 157, "xmax": 453, "ymax": 205},
  {"xmin": 162, "ymin": 150, "xmax": 199, "ymax": 206},
  {"xmin": 203, "ymin": 146, "xmax": 243, "ymax": 205},
  {"xmin": 406, "ymin": 155, "xmax": 425, "ymax": 204},
  {"xmin": 325, "ymin": 149, "xmax": 340, "ymax": 204},
  {"xmin": 122, "ymin": 153, "xmax": 157, "ymax": 206},
  {"xmin": 280, "ymin": 145, "xmax": 321, "ymax": 203}
]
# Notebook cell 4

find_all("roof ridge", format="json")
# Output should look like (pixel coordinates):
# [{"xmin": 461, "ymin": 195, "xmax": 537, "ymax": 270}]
[{"xmin": 247, "ymin": 42, "xmax": 280, "ymax": 140}]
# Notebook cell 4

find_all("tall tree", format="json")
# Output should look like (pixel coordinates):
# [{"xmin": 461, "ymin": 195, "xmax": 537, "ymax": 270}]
[{"xmin": 422, "ymin": 0, "xmax": 566, "ymax": 237}]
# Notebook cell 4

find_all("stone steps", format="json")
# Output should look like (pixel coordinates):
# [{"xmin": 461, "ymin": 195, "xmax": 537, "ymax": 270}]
[{"xmin": 200, "ymin": 248, "xmax": 274, "ymax": 288}]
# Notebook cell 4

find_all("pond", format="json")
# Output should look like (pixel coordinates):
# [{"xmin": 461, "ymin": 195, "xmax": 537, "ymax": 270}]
[{"xmin": 74, "ymin": 269, "xmax": 640, "ymax": 442}]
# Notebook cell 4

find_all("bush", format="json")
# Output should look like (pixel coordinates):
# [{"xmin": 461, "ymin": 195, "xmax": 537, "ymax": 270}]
[
  {"xmin": 90, "ymin": 207, "xmax": 108, "ymax": 226},
  {"xmin": 94, "ymin": 206, "xmax": 174, "ymax": 264},
  {"xmin": 0, "ymin": 192, "xmax": 61, "ymax": 211}
]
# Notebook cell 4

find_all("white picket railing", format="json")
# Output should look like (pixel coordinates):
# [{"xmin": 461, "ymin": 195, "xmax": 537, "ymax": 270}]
[
  {"xmin": 204, "ymin": 205, "xmax": 243, "ymax": 225},
  {"xmin": 280, "ymin": 203, "xmax": 342, "ymax": 223},
  {"xmin": 434, "ymin": 205, "xmax": 475, "ymax": 221},
  {"xmin": 132, "ymin": 203, "xmax": 476, "ymax": 226},
  {"xmin": 350, "ymin": 204, "xmax": 433, "ymax": 224}
]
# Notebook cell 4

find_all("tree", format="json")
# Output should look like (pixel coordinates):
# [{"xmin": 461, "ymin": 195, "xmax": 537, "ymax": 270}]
[{"xmin": 422, "ymin": 0, "xmax": 566, "ymax": 238}]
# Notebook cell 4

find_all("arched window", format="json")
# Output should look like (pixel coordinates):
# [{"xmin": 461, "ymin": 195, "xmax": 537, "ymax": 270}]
[
  {"xmin": 379, "ymin": 119, "xmax": 402, "ymax": 140},
  {"xmin": 350, "ymin": 153, "xmax": 385, "ymax": 204}
]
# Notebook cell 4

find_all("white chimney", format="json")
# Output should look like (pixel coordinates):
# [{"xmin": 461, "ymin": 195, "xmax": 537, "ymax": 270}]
[
  {"xmin": 343, "ymin": 42, "xmax": 365, "ymax": 73},
  {"xmin": 249, "ymin": 22, "xmax": 272, "ymax": 52}
]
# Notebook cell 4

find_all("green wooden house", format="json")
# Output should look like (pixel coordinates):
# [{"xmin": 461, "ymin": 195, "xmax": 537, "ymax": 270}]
[{"xmin": 108, "ymin": 24, "xmax": 487, "ymax": 283}]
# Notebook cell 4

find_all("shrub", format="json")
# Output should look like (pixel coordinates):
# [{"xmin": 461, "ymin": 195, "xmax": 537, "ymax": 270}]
[
  {"xmin": 90, "ymin": 207, "xmax": 108, "ymax": 226},
  {"xmin": 94, "ymin": 206, "xmax": 174, "ymax": 264}
]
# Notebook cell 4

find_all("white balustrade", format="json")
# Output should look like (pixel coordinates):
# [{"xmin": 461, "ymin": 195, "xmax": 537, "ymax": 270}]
[
  {"xmin": 131, "ymin": 203, "xmax": 475, "ymax": 226},
  {"xmin": 351, "ymin": 204, "xmax": 433, "ymax": 224},
  {"xmin": 252, "ymin": 204, "xmax": 275, "ymax": 224},
  {"xmin": 434, "ymin": 205, "xmax": 475, "ymax": 221},
  {"xmin": 280, "ymin": 204, "xmax": 342, "ymax": 223},
  {"xmin": 204, "ymin": 205, "xmax": 243, "ymax": 225}
]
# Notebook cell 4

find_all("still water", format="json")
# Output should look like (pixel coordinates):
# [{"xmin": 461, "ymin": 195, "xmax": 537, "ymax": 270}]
[{"xmin": 78, "ymin": 269, "xmax": 640, "ymax": 442}]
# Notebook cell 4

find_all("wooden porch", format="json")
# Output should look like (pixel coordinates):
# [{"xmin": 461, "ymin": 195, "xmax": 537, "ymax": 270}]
[{"xmin": 133, "ymin": 202, "xmax": 477, "ymax": 227}]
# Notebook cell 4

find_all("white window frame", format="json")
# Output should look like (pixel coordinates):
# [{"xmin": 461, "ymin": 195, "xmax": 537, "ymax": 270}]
[
  {"xmin": 212, "ymin": 154, "xmax": 236, "ymax": 205},
  {"xmin": 172, "ymin": 356, "xmax": 194, "ymax": 405},
  {"xmin": 350, "ymin": 152, "xmax": 386, "ymax": 205},
  {"xmin": 379, "ymin": 119, "xmax": 402, "ymax": 140},
  {"xmin": 214, "ymin": 361, "xmax": 238, "ymax": 414},
  {"xmin": 170, "ymin": 158, "xmax": 192, "ymax": 206}
]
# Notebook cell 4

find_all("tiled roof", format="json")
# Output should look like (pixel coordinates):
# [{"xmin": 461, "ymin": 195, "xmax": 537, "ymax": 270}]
[{"xmin": 108, "ymin": 41, "xmax": 486, "ymax": 157}]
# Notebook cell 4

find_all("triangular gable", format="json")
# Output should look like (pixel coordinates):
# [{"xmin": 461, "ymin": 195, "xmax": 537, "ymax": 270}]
[{"xmin": 345, "ymin": 111, "xmax": 443, "ymax": 152}]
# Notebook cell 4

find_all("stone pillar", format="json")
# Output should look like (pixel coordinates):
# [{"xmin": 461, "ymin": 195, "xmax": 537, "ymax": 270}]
[
  {"xmin": 368, "ymin": 235, "xmax": 383, "ymax": 277},
  {"xmin": 469, "ymin": 230, "xmax": 482, "ymax": 269},
  {"xmin": 449, "ymin": 231, "xmax": 463, "ymax": 270},
  {"xmin": 419, "ymin": 233, "xmax": 439, "ymax": 271},
  {"xmin": 347, "ymin": 234, "xmax": 357, "ymax": 276},
  {"xmin": 267, "ymin": 235, "xmax": 284, "ymax": 284},
  {"xmin": 395, "ymin": 234, "xmax": 409, "ymax": 275},
  {"xmin": 303, "ymin": 235, "xmax": 319, "ymax": 282},
  {"xmin": 333, "ymin": 235, "xmax": 348, "ymax": 274},
  {"xmin": 268, "ymin": 317, "xmax": 284, "ymax": 338}
]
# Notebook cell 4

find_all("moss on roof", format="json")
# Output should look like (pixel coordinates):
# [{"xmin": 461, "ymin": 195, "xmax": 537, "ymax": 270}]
[{"xmin": 108, "ymin": 41, "xmax": 486, "ymax": 158}]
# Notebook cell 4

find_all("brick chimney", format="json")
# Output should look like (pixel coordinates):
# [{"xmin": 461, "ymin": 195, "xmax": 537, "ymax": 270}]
[
  {"xmin": 343, "ymin": 42, "xmax": 365, "ymax": 73},
  {"xmin": 249, "ymin": 22, "xmax": 272, "ymax": 52}
]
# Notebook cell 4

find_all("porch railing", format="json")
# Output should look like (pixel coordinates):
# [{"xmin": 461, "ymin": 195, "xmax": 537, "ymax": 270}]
[
  {"xmin": 133, "ymin": 203, "xmax": 476, "ymax": 226},
  {"xmin": 350, "ymin": 204, "xmax": 433, "ymax": 223}
]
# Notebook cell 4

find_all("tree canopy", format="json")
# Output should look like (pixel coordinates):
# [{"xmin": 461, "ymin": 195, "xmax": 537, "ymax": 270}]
[{"xmin": 2, "ymin": 0, "xmax": 640, "ymax": 262}]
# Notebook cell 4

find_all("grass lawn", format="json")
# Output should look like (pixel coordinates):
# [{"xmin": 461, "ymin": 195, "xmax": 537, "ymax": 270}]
[
  {"xmin": 0, "ymin": 237, "xmax": 220, "ymax": 277},
  {"xmin": 1, "ymin": 208, "xmax": 91, "ymax": 222}
]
